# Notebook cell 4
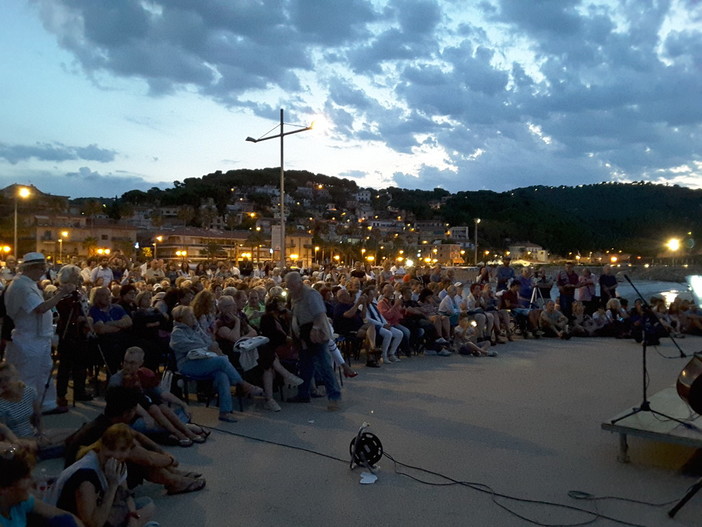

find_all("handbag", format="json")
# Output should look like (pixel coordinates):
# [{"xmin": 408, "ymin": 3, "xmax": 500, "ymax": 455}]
[
  {"xmin": 234, "ymin": 336, "xmax": 269, "ymax": 351},
  {"xmin": 234, "ymin": 336, "xmax": 270, "ymax": 371},
  {"xmin": 186, "ymin": 348, "xmax": 218, "ymax": 360}
]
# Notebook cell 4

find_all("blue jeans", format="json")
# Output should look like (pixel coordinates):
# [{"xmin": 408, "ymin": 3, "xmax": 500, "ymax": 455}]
[
  {"xmin": 179, "ymin": 356, "xmax": 243, "ymax": 413},
  {"xmin": 297, "ymin": 341, "xmax": 341, "ymax": 401}
]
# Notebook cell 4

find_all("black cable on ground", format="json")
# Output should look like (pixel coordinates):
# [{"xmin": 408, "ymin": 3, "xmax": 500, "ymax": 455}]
[{"xmin": 199, "ymin": 423, "xmax": 683, "ymax": 527}]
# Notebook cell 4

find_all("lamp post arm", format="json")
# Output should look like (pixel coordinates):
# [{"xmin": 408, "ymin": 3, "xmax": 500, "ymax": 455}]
[{"xmin": 245, "ymin": 126, "xmax": 312, "ymax": 143}]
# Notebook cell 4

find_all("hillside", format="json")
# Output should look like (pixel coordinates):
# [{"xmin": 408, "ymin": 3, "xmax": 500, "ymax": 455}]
[{"xmin": 111, "ymin": 170, "xmax": 701, "ymax": 256}]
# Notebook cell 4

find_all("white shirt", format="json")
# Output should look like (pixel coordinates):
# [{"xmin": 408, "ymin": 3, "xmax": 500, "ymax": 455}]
[
  {"xmin": 5, "ymin": 274, "xmax": 53, "ymax": 337},
  {"xmin": 438, "ymin": 294, "xmax": 460, "ymax": 315},
  {"xmin": 90, "ymin": 266, "xmax": 114, "ymax": 285}
]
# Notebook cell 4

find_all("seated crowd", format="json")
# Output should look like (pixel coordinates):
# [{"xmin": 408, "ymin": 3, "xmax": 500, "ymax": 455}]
[{"xmin": 0, "ymin": 253, "xmax": 700, "ymax": 526}]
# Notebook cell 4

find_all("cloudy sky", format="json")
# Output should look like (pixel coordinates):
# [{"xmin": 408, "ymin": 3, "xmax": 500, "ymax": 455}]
[{"xmin": 2, "ymin": 0, "xmax": 701, "ymax": 198}]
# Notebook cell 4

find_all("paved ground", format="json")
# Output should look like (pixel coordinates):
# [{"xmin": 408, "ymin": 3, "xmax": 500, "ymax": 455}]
[{"xmin": 41, "ymin": 335, "xmax": 702, "ymax": 526}]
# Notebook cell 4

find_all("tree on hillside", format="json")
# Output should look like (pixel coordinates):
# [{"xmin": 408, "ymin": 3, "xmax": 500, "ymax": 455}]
[
  {"xmin": 177, "ymin": 205, "xmax": 195, "ymax": 227},
  {"xmin": 82, "ymin": 200, "xmax": 102, "ymax": 230},
  {"xmin": 150, "ymin": 209, "xmax": 164, "ymax": 229},
  {"xmin": 199, "ymin": 204, "xmax": 217, "ymax": 229}
]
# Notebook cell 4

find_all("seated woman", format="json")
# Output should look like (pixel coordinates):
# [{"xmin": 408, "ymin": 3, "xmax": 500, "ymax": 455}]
[
  {"xmin": 251, "ymin": 298, "xmax": 305, "ymax": 412},
  {"xmin": 569, "ymin": 301, "xmax": 598, "ymax": 337},
  {"xmin": 597, "ymin": 298, "xmax": 630, "ymax": 338},
  {"xmin": 108, "ymin": 347, "xmax": 206, "ymax": 447},
  {"xmin": 0, "ymin": 442, "xmax": 83, "ymax": 526},
  {"xmin": 0, "ymin": 362, "xmax": 72, "ymax": 459},
  {"xmin": 191, "ymin": 290, "xmax": 217, "ymax": 338},
  {"xmin": 131, "ymin": 291, "xmax": 169, "ymax": 371},
  {"xmin": 169, "ymin": 306, "xmax": 262, "ymax": 423},
  {"xmin": 650, "ymin": 296, "xmax": 683, "ymax": 337},
  {"xmin": 417, "ymin": 288, "xmax": 451, "ymax": 343},
  {"xmin": 52, "ymin": 424, "xmax": 156, "ymax": 527}
]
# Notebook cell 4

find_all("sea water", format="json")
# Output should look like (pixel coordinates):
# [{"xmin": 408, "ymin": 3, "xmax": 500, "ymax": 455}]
[
  {"xmin": 615, "ymin": 280, "xmax": 691, "ymax": 306},
  {"xmin": 542, "ymin": 280, "xmax": 692, "ymax": 305}
]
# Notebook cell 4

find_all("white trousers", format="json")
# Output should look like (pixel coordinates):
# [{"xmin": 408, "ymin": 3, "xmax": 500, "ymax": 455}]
[
  {"xmin": 378, "ymin": 326, "xmax": 403, "ymax": 359},
  {"xmin": 5, "ymin": 333, "xmax": 57, "ymax": 411}
]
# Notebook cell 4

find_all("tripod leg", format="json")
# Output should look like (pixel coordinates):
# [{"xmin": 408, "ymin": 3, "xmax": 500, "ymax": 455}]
[{"xmin": 669, "ymin": 477, "xmax": 702, "ymax": 518}]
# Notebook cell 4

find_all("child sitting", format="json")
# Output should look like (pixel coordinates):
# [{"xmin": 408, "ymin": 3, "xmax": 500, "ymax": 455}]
[{"xmin": 453, "ymin": 316, "xmax": 497, "ymax": 357}]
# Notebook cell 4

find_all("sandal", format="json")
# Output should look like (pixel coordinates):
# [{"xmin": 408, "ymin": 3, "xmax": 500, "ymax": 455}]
[
  {"xmin": 172, "ymin": 468, "xmax": 203, "ymax": 479},
  {"xmin": 166, "ymin": 478, "xmax": 206, "ymax": 495}
]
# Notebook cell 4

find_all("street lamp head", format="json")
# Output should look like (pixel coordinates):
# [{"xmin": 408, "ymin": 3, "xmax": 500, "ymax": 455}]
[
  {"xmin": 17, "ymin": 187, "xmax": 31, "ymax": 199},
  {"xmin": 475, "ymin": 218, "xmax": 481, "ymax": 224},
  {"xmin": 61, "ymin": 231, "xmax": 69, "ymax": 238},
  {"xmin": 667, "ymin": 238, "xmax": 681, "ymax": 252},
  {"xmin": 245, "ymin": 137, "xmax": 258, "ymax": 143}
]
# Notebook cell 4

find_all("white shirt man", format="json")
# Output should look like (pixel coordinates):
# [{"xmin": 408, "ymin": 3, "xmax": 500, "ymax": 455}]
[
  {"xmin": 4, "ymin": 253, "xmax": 75, "ymax": 412},
  {"xmin": 90, "ymin": 258, "xmax": 114, "ymax": 285}
]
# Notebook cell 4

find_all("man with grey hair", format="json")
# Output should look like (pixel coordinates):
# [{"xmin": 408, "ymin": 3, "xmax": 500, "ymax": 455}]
[
  {"xmin": 4, "ymin": 253, "xmax": 75, "ymax": 413},
  {"xmin": 285, "ymin": 271, "xmax": 341, "ymax": 410}
]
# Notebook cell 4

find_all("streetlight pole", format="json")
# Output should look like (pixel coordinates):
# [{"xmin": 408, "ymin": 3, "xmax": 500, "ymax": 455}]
[
  {"xmin": 474, "ymin": 218, "xmax": 481, "ymax": 265},
  {"xmin": 58, "ymin": 231, "xmax": 68, "ymax": 264},
  {"xmin": 246, "ymin": 109, "xmax": 313, "ymax": 270},
  {"xmin": 13, "ymin": 186, "xmax": 30, "ymax": 257},
  {"xmin": 154, "ymin": 235, "xmax": 163, "ymax": 260}
]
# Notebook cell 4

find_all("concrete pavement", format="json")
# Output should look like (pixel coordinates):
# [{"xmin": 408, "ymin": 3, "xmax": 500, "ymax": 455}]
[{"xmin": 40, "ymin": 334, "xmax": 702, "ymax": 526}]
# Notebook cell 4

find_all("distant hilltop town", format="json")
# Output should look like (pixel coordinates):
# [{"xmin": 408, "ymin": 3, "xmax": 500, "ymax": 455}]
[{"xmin": 0, "ymin": 169, "xmax": 700, "ymax": 268}]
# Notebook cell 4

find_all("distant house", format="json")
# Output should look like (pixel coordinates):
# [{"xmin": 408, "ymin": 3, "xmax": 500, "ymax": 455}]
[
  {"xmin": 34, "ymin": 215, "xmax": 138, "ymax": 262},
  {"xmin": 507, "ymin": 242, "xmax": 549, "ymax": 262}
]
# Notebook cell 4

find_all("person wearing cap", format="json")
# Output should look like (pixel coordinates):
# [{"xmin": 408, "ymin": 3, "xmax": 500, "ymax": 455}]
[{"xmin": 4, "ymin": 253, "xmax": 76, "ymax": 414}]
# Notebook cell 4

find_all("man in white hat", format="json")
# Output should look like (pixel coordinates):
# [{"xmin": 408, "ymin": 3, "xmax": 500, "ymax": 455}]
[{"xmin": 4, "ymin": 252, "xmax": 76, "ymax": 413}]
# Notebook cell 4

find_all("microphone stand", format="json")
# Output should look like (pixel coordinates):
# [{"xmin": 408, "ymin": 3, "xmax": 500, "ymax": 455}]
[{"xmin": 610, "ymin": 274, "xmax": 691, "ymax": 427}]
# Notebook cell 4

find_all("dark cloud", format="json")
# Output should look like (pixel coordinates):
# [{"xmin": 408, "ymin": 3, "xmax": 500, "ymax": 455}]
[
  {"xmin": 29, "ymin": 0, "xmax": 702, "ymax": 191},
  {"xmin": 40, "ymin": 167, "xmax": 169, "ymax": 197},
  {"xmin": 0, "ymin": 142, "xmax": 117, "ymax": 164},
  {"xmin": 288, "ymin": 0, "xmax": 377, "ymax": 44}
]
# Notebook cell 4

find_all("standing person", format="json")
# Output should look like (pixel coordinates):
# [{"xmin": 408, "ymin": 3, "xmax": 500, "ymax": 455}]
[
  {"xmin": 0, "ymin": 256, "xmax": 18, "ymax": 283},
  {"xmin": 599, "ymin": 265, "xmax": 618, "ymax": 307},
  {"xmin": 4, "ymin": 253, "xmax": 75, "ymax": 414},
  {"xmin": 90, "ymin": 257, "xmax": 114, "ymax": 287},
  {"xmin": 556, "ymin": 262, "xmax": 579, "ymax": 319},
  {"xmin": 534, "ymin": 268, "xmax": 554, "ymax": 305},
  {"xmin": 575, "ymin": 267, "xmax": 597, "ymax": 315},
  {"xmin": 516, "ymin": 268, "xmax": 535, "ymax": 308},
  {"xmin": 285, "ymin": 272, "xmax": 341, "ymax": 410},
  {"xmin": 55, "ymin": 265, "xmax": 94, "ymax": 407},
  {"xmin": 495, "ymin": 257, "xmax": 515, "ymax": 292}
]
